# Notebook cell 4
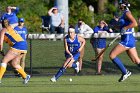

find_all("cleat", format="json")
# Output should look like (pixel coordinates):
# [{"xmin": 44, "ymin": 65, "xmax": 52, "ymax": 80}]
[
  {"xmin": 118, "ymin": 71, "xmax": 131, "ymax": 82},
  {"xmin": 24, "ymin": 75, "xmax": 31, "ymax": 84},
  {"xmin": 75, "ymin": 62, "xmax": 80, "ymax": 73},
  {"xmin": 50, "ymin": 76, "xmax": 56, "ymax": 82}
]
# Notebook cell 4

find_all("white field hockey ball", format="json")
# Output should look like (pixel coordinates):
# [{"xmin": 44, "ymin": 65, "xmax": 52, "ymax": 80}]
[{"xmin": 69, "ymin": 78, "xmax": 72, "ymax": 82}]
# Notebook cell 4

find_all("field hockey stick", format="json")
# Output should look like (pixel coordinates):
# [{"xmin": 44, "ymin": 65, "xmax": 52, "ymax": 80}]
[
  {"xmin": 64, "ymin": 49, "xmax": 81, "ymax": 69},
  {"xmin": 64, "ymin": 57, "xmax": 72, "ymax": 69},
  {"xmin": 91, "ymin": 33, "xmax": 121, "ymax": 61}
]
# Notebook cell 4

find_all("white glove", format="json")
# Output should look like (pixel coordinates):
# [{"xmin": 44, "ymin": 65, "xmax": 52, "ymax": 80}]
[{"xmin": 121, "ymin": 28, "xmax": 126, "ymax": 35}]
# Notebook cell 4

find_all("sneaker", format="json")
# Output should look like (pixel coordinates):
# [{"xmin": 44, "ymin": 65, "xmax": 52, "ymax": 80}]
[
  {"xmin": 75, "ymin": 62, "xmax": 80, "ymax": 73},
  {"xmin": 24, "ymin": 75, "xmax": 31, "ymax": 84},
  {"xmin": 50, "ymin": 76, "xmax": 56, "ymax": 82},
  {"xmin": 118, "ymin": 71, "xmax": 131, "ymax": 82}
]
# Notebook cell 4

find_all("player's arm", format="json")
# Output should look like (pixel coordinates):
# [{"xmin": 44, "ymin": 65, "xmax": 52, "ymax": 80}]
[
  {"xmin": 60, "ymin": 15, "xmax": 64, "ymax": 28},
  {"xmin": 48, "ymin": 7, "xmax": 57, "ymax": 16},
  {"xmin": 10, "ymin": 6, "xmax": 19, "ymax": 14},
  {"xmin": 0, "ymin": 28, "xmax": 6, "ymax": 51},
  {"xmin": 9, "ymin": 6, "xmax": 17, "ymax": 9},
  {"xmin": 64, "ymin": 37, "xmax": 72, "ymax": 57},
  {"xmin": 124, "ymin": 11, "xmax": 137, "ymax": 30},
  {"xmin": 84, "ymin": 24, "xmax": 93, "ymax": 34},
  {"xmin": 78, "ymin": 36, "xmax": 86, "ymax": 52}
]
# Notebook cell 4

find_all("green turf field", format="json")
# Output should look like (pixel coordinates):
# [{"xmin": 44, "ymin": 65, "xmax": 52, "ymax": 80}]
[
  {"xmin": 26, "ymin": 39, "xmax": 140, "ymax": 75},
  {"xmin": 0, "ymin": 75, "xmax": 140, "ymax": 93},
  {"xmin": 1, "ymin": 38, "xmax": 140, "ymax": 93},
  {"xmin": 1, "ymin": 38, "xmax": 140, "ymax": 76}
]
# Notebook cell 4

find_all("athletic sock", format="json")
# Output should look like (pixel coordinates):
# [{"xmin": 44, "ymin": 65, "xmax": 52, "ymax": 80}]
[
  {"xmin": 0, "ymin": 63, "xmax": 7, "ymax": 79},
  {"xmin": 16, "ymin": 67, "xmax": 27, "ymax": 79},
  {"xmin": 72, "ymin": 62, "xmax": 77, "ymax": 68},
  {"xmin": 112, "ymin": 57, "xmax": 127, "ymax": 74},
  {"xmin": 55, "ymin": 67, "xmax": 66, "ymax": 80}
]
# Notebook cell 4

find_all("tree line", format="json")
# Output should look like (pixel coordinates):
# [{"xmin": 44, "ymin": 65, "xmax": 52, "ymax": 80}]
[{"xmin": 0, "ymin": 0, "xmax": 139, "ymax": 33}]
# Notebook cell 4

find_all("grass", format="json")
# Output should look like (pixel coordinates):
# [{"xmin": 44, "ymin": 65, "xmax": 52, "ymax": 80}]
[
  {"xmin": 1, "ymin": 75, "xmax": 140, "ymax": 93},
  {"xmin": 1, "ymin": 38, "xmax": 140, "ymax": 76},
  {"xmin": 26, "ymin": 39, "xmax": 140, "ymax": 75},
  {"xmin": 1, "ymin": 38, "xmax": 140, "ymax": 92}
]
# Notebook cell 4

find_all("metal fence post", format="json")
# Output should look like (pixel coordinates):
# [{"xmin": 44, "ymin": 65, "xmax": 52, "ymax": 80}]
[{"xmin": 29, "ymin": 39, "xmax": 32, "ymax": 76}]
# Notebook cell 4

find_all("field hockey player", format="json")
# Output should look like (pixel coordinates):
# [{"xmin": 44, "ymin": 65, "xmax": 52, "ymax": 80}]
[
  {"xmin": 50, "ymin": 26, "xmax": 85, "ymax": 82},
  {"xmin": 109, "ymin": 0, "xmax": 140, "ymax": 82},
  {"xmin": 0, "ymin": 19, "xmax": 30, "ymax": 84}
]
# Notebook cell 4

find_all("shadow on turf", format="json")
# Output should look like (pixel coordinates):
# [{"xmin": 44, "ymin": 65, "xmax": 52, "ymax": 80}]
[
  {"xmin": 5, "ymin": 60, "xmax": 140, "ymax": 76},
  {"xmin": 83, "ymin": 60, "xmax": 140, "ymax": 75},
  {"xmin": 18, "ymin": 60, "xmax": 140, "ymax": 76}
]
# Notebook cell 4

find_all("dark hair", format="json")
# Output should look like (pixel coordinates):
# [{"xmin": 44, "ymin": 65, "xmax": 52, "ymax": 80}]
[
  {"xmin": 68, "ymin": 25, "xmax": 74, "ymax": 29},
  {"xmin": 78, "ymin": 18, "xmax": 83, "ymax": 22},
  {"xmin": 119, "ymin": 0, "xmax": 130, "ymax": 7},
  {"xmin": 119, "ymin": 0, "xmax": 128, "ymax": 4}
]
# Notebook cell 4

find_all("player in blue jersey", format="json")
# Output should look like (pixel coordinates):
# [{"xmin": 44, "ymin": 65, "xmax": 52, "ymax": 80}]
[
  {"xmin": 50, "ymin": 26, "xmax": 85, "ymax": 82},
  {"xmin": 14, "ymin": 18, "xmax": 27, "ymax": 71},
  {"xmin": 109, "ymin": 0, "xmax": 140, "ymax": 82},
  {"xmin": 13, "ymin": 18, "xmax": 27, "ymax": 77},
  {"xmin": 0, "ymin": 19, "xmax": 30, "ymax": 84},
  {"xmin": 90, "ymin": 20, "xmax": 112, "ymax": 75},
  {"xmin": 1, "ymin": 6, "xmax": 19, "ymax": 28}
]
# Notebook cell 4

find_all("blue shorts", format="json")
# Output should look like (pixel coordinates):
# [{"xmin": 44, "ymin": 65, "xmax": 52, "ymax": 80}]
[
  {"xmin": 65, "ymin": 52, "xmax": 80, "ymax": 61},
  {"xmin": 92, "ymin": 38, "xmax": 106, "ymax": 48},
  {"xmin": 119, "ymin": 34, "xmax": 136, "ymax": 48}
]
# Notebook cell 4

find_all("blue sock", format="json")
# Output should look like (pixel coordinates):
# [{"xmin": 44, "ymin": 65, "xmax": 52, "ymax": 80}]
[
  {"xmin": 112, "ymin": 57, "xmax": 127, "ymax": 74},
  {"xmin": 72, "ymin": 62, "xmax": 77, "ymax": 68},
  {"xmin": 55, "ymin": 67, "xmax": 66, "ymax": 80}
]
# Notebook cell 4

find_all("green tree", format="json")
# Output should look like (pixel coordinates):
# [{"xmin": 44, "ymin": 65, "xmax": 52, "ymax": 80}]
[{"xmin": 0, "ymin": 0, "xmax": 139, "ymax": 33}]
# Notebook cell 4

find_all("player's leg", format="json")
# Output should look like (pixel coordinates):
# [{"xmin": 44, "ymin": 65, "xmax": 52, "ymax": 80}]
[
  {"xmin": 109, "ymin": 44, "xmax": 131, "ymax": 82},
  {"xmin": 110, "ymin": 44, "xmax": 127, "ymax": 74},
  {"xmin": 20, "ymin": 53, "xmax": 26, "ymax": 70},
  {"xmin": 11, "ymin": 54, "xmax": 26, "ymax": 78},
  {"xmin": 78, "ymin": 47, "xmax": 84, "ymax": 72},
  {"xmin": 51, "ymin": 53, "xmax": 80, "ymax": 82},
  {"xmin": 51, "ymin": 57, "xmax": 74, "ymax": 82},
  {"xmin": 11, "ymin": 53, "xmax": 30, "ymax": 84},
  {"xmin": 14, "ymin": 53, "xmax": 27, "ymax": 77},
  {"xmin": 0, "ymin": 49, "xmax": 18, "ymax": 82},
  {"xmin": 71, "ymin": 53, "xmax": 80, "ymax": 73},
  {"xmin": 95, "ymin": 48, "xmax": 104, "ymax": 75},
  {"xmin": 126, "ymin": 48, "xmax": 140, "ymax": 65}
]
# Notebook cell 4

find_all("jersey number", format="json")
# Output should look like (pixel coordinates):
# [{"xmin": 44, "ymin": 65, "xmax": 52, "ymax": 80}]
[{"xmin": 70, "ymin": 47, "xmax": 74, "ymax": 52}]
